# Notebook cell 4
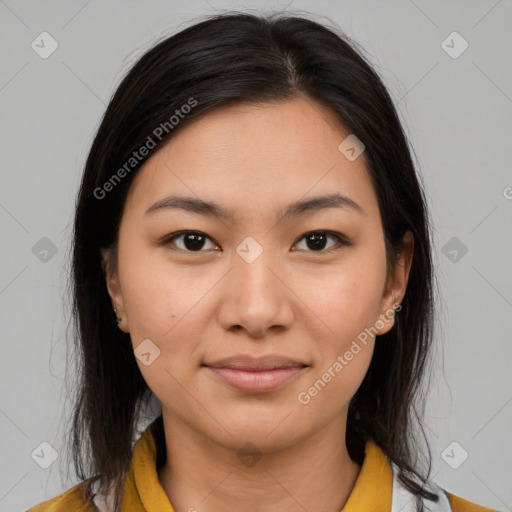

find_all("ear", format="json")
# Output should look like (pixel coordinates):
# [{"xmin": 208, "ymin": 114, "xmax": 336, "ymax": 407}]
[
  {"xmin": 375, "ymin": 230, "xmax": 414, "ymax": 336},
  {"xmin": 101, "ymin": 247, "xmax": 130, "ymax": 333}
]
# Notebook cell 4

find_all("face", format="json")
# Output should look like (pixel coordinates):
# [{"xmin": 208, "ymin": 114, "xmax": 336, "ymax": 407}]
[{"xmin": 102, "ymin": 96, "xmax": 413, "ymax": 454}]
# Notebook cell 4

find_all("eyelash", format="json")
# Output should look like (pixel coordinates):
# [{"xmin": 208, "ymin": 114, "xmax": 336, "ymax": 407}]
[{"xmin": 161, "ymin": 230, "xmax": 350, "ymax": 254}]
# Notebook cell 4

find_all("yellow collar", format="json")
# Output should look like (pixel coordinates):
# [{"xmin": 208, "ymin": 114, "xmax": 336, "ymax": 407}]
[{"xmin": 120, "ymin": 421, "xmax": 392, "ymax": 511}]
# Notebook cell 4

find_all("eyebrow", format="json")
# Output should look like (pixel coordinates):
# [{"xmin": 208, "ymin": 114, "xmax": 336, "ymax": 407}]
[{"xmin": 144, "ymin": 192, "xmax": 364, "ymax": 221}]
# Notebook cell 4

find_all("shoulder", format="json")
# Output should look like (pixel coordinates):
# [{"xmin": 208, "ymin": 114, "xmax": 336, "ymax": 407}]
[
  {"xmin": 445, "ymin": 491, "xmax": 498, "ymax": 512},
  {"xmin": 26, "ymin": 480, "xmax": 97, "ymax": 512},
  {"xmin": 389, "ymin": 457, "xmax": 496, "ymax": 512}
]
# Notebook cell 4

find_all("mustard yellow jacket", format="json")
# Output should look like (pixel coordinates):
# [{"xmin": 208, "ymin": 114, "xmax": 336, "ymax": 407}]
[{"xmin": 27, "ymin": 421, "xmax": 497, "ymax": 512}]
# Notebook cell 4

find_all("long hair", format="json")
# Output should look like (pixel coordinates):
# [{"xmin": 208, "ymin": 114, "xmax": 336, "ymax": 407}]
[{"xmin": 68, "ymin": 11, "xmax": 438, "ymax": 511}]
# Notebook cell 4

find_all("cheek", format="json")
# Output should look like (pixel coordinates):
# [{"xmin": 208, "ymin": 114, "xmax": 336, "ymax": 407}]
[
  {"xmin": 302, "ymin": 258, "xmax": 386, "ymax": 344},
  {"xmin": 295, "ymin": 266, "xmax": 381, "ymax": 412},
  {"xmin": 122, "ymin": 260, "xmax": 210, "ymax": 407},
  {"xmin": 118, "ymin": 244, "xmax": 224, "ymax": 385},
  {"xmin": 296, "ymin": 248, "xmax": 386, "ymax": 405},
  {"xmin": 297, "ymin": 341, "xmax": 374, "ymax": 418},
  {"xmin": 118, "ymin": 237, "xmax": 207, "ymax": 336}
]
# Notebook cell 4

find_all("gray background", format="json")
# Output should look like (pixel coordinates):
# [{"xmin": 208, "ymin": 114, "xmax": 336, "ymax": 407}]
[{"xmin": 1, "ymin": 1, "xmax": 511, "ymax": 511}]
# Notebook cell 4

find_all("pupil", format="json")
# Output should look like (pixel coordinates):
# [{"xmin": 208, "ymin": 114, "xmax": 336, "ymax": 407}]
[
  {"xmin": 307, "ymin": 233, "xmax": 326, "ymax": 250},
  {"xmin": 184, "ymin": 233, "xmax": 205, "ymax": 251}
]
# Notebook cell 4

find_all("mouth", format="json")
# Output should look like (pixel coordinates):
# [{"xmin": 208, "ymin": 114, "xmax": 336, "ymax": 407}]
[{"xmin": 202, "ymin": 355, "xmax": 308, "ymax": 394}]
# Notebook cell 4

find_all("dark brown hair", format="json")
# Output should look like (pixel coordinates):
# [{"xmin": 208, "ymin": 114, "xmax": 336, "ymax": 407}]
[{"xmin": 68, "ymin": 10, "xmax": 438, "ymax": 511}]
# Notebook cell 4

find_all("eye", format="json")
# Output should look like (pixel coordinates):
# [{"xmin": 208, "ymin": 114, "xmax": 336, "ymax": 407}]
[
  {"xmin": 161, "ymin": 230, "xmax": 349, "ymax": 253},
  {"xmin": 292, "ymin": 231, "xmax": 349, "ymax": 253},
  {"xmin": 163, "ymin": 231, "xmax": 219, "ymax": 252}
]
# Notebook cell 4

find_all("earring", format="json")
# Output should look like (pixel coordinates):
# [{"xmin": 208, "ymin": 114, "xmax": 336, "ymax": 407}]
[{"xmin": 113, "ymin": 307, "xmax": 123, "ymax": 325}]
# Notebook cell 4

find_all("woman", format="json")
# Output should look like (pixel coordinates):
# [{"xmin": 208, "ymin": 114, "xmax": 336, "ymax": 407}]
[{"xmin": 27, "ymin": 11, "xmax": 496, "ymax": 512}]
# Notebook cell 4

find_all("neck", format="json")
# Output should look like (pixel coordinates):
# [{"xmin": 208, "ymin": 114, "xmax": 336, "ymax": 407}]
[{"xmin": 157, "ymin": 410, "xmax": 362, "ymax": 512}]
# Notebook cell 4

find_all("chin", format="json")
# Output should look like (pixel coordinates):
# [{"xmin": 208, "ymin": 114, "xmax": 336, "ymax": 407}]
[{"xmin": 207, "ymin": 408, "xmax": 307, "ymax": 448}]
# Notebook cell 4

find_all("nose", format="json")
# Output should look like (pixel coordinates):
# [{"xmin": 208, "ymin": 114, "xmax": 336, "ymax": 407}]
[{"xmin": 216, "ymin": 248, "xmax": 295, "ymax": 338}]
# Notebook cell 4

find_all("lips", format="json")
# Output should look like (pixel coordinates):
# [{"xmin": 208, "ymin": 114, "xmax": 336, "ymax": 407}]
[
  {"xmin": 203, "ymin": 355, "xmax": 308, "ymax": 393},
  {"xmin": 205, "ymin": 355, "xmax": 306, "ymax": 371}
]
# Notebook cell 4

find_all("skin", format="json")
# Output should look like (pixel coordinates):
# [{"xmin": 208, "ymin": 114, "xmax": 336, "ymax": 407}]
[{"xmin": 102, "ymin": 96, "xmax": 414, "ymax": 512}]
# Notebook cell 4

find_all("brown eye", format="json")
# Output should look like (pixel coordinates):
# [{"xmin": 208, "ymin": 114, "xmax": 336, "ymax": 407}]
[
  {"xmin": 161, "ymin": 230, "xmax": 349, "ymax": 254},
  {"xmin": 293, "ymin": 231, "xmax": 349, "ymax": 252},
  {"xmin": 164, "ymin": 231, "xmax": 219, "ymax": 252}
]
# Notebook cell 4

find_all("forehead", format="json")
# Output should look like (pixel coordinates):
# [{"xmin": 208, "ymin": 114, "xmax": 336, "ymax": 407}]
[{"xmin": 124, "ymin": 97, "xmax": 380, "ymax": 222}]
